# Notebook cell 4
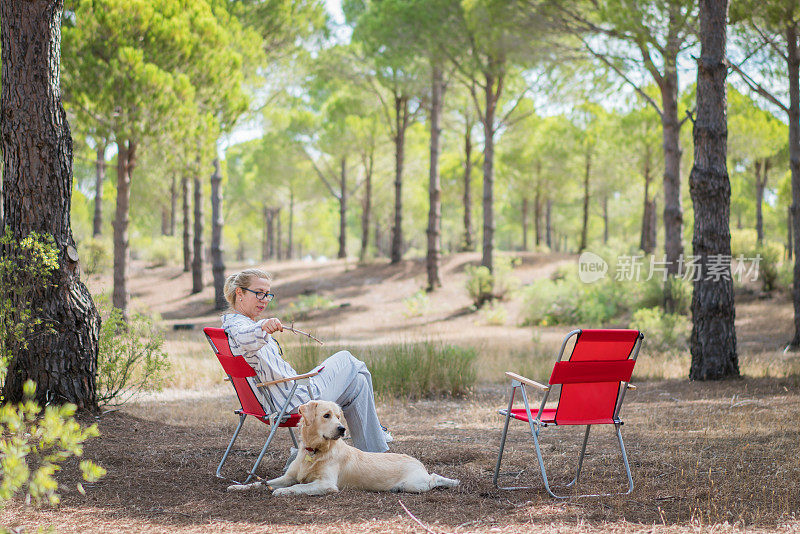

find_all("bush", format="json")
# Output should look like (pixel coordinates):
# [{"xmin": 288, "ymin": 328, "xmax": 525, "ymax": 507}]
[
  {"xmin": 96, "ymin": 304, "xmax": 170, "ymax": 407},
  {"xmin": 145, "ymin": 236, "xmax": 180, "ymax": 267},
  {"xmin": 754, "ymin": 242, "xmax": 782, "ymax": 292},
  {"xmin": 403, "ymin": 290, "xmax": 430, "ymax": 318},
  {"xmin": 465, "ymin": 256, "xmax": 520, "ymax": 308},
  {"xmin": 629, "ymin": 307, "xmax": 690, "ymax": 353},
  {"xmin": 77, "ymin": 236, "xmax": 112, "ymax": 276},
  {"xmin": 478, "ymin": 301, "xmax": 507, "ymax": 325},
  {"xmin": 730, "ymin": 228, "xmax": 759, "ymax": 257},
  {"xmin": 0, "ymin": 231, "xmax": 105, "ymax": 507}
]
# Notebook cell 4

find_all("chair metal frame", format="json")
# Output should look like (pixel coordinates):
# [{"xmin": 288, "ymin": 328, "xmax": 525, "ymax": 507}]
[
  {"xmin": 204, "ymin": 327, "xmax": 321, "ymax": 484},
  {"xmin": 493, "ymin": 329, "xmax": 643, "ymax": 498}
]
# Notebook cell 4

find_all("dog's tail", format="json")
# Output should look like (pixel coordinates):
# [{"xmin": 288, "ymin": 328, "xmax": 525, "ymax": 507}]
[
  {"xmin": 226, "ymin": 481, "xmax": 264, "ymax": 492},
  {"xmin": 429, "ymin": 473, "xmax": 460, "ymax": 489}
]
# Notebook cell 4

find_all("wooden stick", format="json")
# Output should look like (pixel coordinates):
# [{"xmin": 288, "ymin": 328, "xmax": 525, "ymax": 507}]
[
  {"xmin": 398, "ymin": 500, "xmax": 441, "ymax": 534},
  {"xmin": 283, "ymin": 324, "xmax": 324, "ymax": 345}
]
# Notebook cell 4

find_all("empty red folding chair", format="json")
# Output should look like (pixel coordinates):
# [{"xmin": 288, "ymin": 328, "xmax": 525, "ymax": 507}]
[
  {"xmin": 493, "ymin": 329, "xmax": 643, "ymax": 498},
  {"xmin": 204, "ymin": 327, "xmax": 321, "ymax": 484}
]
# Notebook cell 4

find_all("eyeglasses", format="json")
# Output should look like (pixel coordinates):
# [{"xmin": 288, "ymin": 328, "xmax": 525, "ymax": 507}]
[{"xmin": 242, "ymin": 287, "xmax": 275, "ymax": 303}]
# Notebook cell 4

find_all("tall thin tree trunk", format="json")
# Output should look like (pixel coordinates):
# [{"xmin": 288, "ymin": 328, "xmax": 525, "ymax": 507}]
[
  {"xmin": 338, "ymin": 157, "xmax": 347, "ymax": 259},
  {"xmin": 0, "ymin": 0, "xmax": 101, "ymax": 407},
  {"xmin": 112, "ymin": 139, "xmax": 135, "ymax": 316},
  {"xmin": 426, "ymin": 63, "xmax": 444, "ymax": 291},
  {"xmin": 546, "ymin": 198, "xmax": 552, "ymax": 248},
  {"xmin": 482, "ymin": 64, "xmax": 500, "ymax": 272},
  {"xmin": 755, "ymin": 158, "xmax": 768, "ymax": 245},
  {"xmin": 210, "ymin": 158, "xmax": 225, "ymax": 310},
  {"xmin": 640, "ymin": 145, "xmax": 655, "ymax": 253},
  {"xmin": 262, "ymin": 206, "xmax": 269, "ymax": 261},
  {"xmin": 602, "ymin": 195, "xmax": 609, "ymax": 244},
  {"xmin": 661, "ymin": 66, "xmax": 684, "ymax": 275},
  {"xmin": 391, "ymin": 96, "xmax": 409, "ymax": 264},
  {"xmin": 161, "ymin": 206, "xmax": 169, "ymax": 235},
  {"xmin": 359, "ymin": 151, "xmax": 373, "ymax": 264},
  {"xmin": 169, "ymin": 173, "xmax": 176, "ymax": 236},
  {"xmin": 788, "ymin": 24, "xmax": 800, "ymax": 347},
  {"xmin": 534, "ymin": 163, "xmax": 542, "ymax": 247},
  {"xmin": 689, "ymin": 0, "xmax": 738, "ymax": 380},
  {"xmin": 521, "ymin": 197, "xmax": 529, "ymax": 251},
  {"xmin": 374, "ymin": 217, "xmax": 383, "ymax": 257},
  {"xmin": 191, "ymin": 169, "xmax": 203, "ymax": 294},
  {"xmin": 462, "ymin": 111, "xmax": 474, "ymax": 251},
  {"xmin": 92, "ymin": 143, "xmax": 105, "ymax": 237},
  {"xmin": 276, "ymin": 207, "xmax": 282, "ymax": 261},
  {"xmin": 580, "ymin": 148, "xmax": 591, "ymax": 252},
  {"xmin": 288, "ymin": 188, "xmax": 294, "ymax": 260},
  {"xmin": 788, "ymin": 205, "xmax": 793, "ymax": 260},
  {"xmin": 182, "ymin": 174, "xmax": 191, "ymax": 272}
]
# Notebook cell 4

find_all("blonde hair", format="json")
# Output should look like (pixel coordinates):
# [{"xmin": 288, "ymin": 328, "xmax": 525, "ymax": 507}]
[{"xmin": 223, "ymin": 268, "xmax": 272, "ymax": 310}]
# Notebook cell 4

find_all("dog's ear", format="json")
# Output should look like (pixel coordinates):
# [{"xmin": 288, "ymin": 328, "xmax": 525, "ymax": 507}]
[{"xmin": 299, "ymin": 402, "xmax": 314, "ymax": 425}]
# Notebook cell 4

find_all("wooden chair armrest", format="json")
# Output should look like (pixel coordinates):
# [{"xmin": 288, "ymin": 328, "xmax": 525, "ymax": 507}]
[
  {"xmin": 257, "ymin": 367, "xmax": 324, "ymax": 388},
  {"xmin": 626, "ymin": 383, "xmax": 637, "ymax": 390},
  {"xmin": 505, "ymin": 371, "xmax": 549, "ymax": 391}
]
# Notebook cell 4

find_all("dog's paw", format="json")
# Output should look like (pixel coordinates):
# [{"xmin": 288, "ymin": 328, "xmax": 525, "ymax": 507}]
[{"xmin": 271, "ymin": 487, "xmax": 293, "ymax": 496}]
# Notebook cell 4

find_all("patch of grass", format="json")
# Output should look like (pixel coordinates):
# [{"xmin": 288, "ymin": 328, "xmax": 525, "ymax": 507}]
[{"xmin": 282, "ymin": 293, "xmax": 335, "ymax": 322}]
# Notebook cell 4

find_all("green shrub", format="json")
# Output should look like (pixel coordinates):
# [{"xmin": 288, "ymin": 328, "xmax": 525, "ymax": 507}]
[
  {"xmin": 145, "ymin": 236, "xmax": 180, "ymax": 267},
  {"xmin": 754, "ymin": 242, "xmax": 782, "ymax": 292},
  {"xmin": 77, "ymin": 236, "xmax": 112, "ymax": 276},
  {"xmin": 478, "ymin": 301, "xmax": 507, "ymax": 325},
  {"xmin": 96, "ymin": 304, "xmax": 170, "ymax": 406},
  {"xmin": 777, "ymin": 260, "xmax": 793, "ymax": 292},
  {"xmin": 730, "ymin": 228, "xmax": 759, "ymax": 257},
  {"xmin": 663, "ymin": 275, "xmax": 692, "ymax": 316},
  {"xmin": 0, "ymin": 231, "xmax": 105, "ymax": 508},
  {"xmin": 465, "ymin": 256, "xmax": 520, "ymax": 308},
  {"xmin": 403, "ymin": 290, "xmax": 430, "ymax": 318},
  {"xmin": 629, "ymin": 307, "xmax": 690, "ymax": 352}
]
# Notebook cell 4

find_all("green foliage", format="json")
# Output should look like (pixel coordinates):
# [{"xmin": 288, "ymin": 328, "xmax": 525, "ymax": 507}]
[
  {"xmin": 96, "ymin": 303, "xmax": 170, "ymax": 407},
  {"xmin": 730, "ymin": 228, "xmax": 759, "ymax": 257},
  {"xmin": 629, "ymin": 307, "xmax": 690, "ymax": 353},
  {"xmin": 403, "ymin": 290, "xmax": 430, "ymax": 318},
  {"xmin": 0, "ymin": 381, "xmax": 106, "ymax": 506},
  {"xmin": 465, "ymin": 256, "xmax": 520, "ymax": 308},
  {"xmin": 286, "ymin": 342, "xmax": 477, "ymax": 399},
  {"xmin": 77, "ymin": 236, "xmax": 113, "ymax": 276},
  {"xmin": 0, "ymin": 231, "xmax": 60, "ymax": 384},
  {"xmin": 755, "ymin": 242, "xmax": 783, "ymax": 292},
  {"xmin": 478, "ymin": 301, "xmax": 507, "ymax": 325},
  {"xmin": 140, "ymin": 235, "xmax": 180, "ymax": 267}
]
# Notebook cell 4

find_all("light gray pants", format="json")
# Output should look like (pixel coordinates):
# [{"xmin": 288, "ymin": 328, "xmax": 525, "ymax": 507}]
[{"xmin": 309, "ymin": 351, "xmax": 388, "ymax": 453}]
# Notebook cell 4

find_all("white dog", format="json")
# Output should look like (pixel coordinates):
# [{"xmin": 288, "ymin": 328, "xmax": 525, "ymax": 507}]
[{"xmin": 227, "ymin": 400, "xmax": 459, "ymax": 496}]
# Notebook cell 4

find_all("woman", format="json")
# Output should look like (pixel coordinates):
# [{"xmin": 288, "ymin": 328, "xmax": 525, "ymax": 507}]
[{"xmin": 221, "ymin": 268, "xmax": 391, "ymax": 453}]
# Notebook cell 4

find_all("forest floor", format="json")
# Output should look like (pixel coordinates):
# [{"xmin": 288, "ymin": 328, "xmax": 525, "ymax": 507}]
[{"xmin": 2, "ymin": 251, "xmax": 800, "ymax": 533}]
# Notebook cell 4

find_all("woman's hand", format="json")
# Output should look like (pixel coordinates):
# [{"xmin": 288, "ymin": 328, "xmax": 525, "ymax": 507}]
[{"xmin": 261, "ymin": 317, "xmax": 283, "ymax": 335}]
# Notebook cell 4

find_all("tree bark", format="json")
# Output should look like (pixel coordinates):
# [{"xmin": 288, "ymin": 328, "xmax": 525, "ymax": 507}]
[
  {"xmin": 689, "ymin": 0, "xmax": 738, "ymax": 380},
  {"xmin": 521, "ymin": 197, "xmax": 529, "ymax": 251},
  {"xmin": 191, "ymin": 171, "xmax": 203, "ymax": 294},
  {"xmin": 426, "ymin": 63, "xmax": 444, "ymax": 291},
  {"xmin": 182, "ymin": 173, "xmax": 192, "ymax": 272},
  {"xmin": 276, "ymin": 207, "xmax": 282, "ymax": 261},
  {"xmin": 788, "ymin": 204, "xmax": 793, "ymax": 261},
  {"xmin": 359, "ymin": 151, "xmax": 373, "ymax": 264},
  {"xmin": 169, "ymin": 173, "xmax": 176, "ymax": 236},
  {"xmin": 661, "ymin": 63, "xmax": 684, "ymax": 275},
  {"xmin": 640, "ymin": 144, "xmax": 656, "ymax": 253},
  {"xmin": 112, "ymin": 139, "xmax": 135, "ymax": 316},
  {"xmin": 545, "ymin": 197, "xmax": 552, "ymax": 248},
  {"xmin": 210, "ymin": 158, "xmax": 225, "ymax": 310},
  {"xmin": 92, "ymin": 143, "xmax": 105, "ymax": 237},
  {"xmin": 0, "ymin": 0, "xmax": 101, "ymax": 408},
  {"xmin": 390, "ymin": 95, "xmax": 409, "ymax": 264},
  {"xmin": 288, "ymin": 186, "xmax": 294, "ymax": 260},
  {"xmin": 462, "ymin": 109, "xmax": 474, "ymax": 252},
  {"xmin": 338, "ymin": 157, "xmax": 347, "ymax": 259}
]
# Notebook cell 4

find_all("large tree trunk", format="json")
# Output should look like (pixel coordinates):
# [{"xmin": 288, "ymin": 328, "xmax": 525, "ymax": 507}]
[
  {"xmin": 338, "ymin": 157, "xmax": 347, "ymax": 259},
  {"xmin": 182, "ymin": 174, "xmax": 191, "ymax": 272},
  {"xmin": 788, "ymin": 24, "xmax": 800, "ymax": 347},
  {"xmin": 755, "ymin": 158, "xmax": 768, "ymax": 245},
  {"xmin": 0, "ymin": 0, "xmax": 101, "ymax": 408},
  {"xmin": 462, "ymin": 111, "xmax": 474, "ymax": 252},
  {"xmin": 210, "ymin": 158, "xmax": 225, "ymax": 310},
  {"xmin": 359, "ymin": 151, "xmax": 373, "ymax": 264},
  {"xmin": 580, "ymin": 148, "xmax": 591, "ymax": 252},
  {"xmin": 689, "ymin": 0, "xmax": 738, "ymax": 380},
  {"xmin": 112, "ymin": 139, "xmax": 135, "ymax": 316},
  {"xmin": 191, "ymin": 171, "xmax": 203, "ymax": 294},
  {"xmin": 481, "ymin": 64, "xmax": 501, "ymax": 273},
  {"xmin": 426, "ymin": 64, "xmax": 444, "ymax": 291},
  {"xmin": 92, "ymin": 143, "xmax": 105, "ymax": 236},
  {"xmin": 390, "ymin": 96, "xmax": 409, "ymax": 264},
  {"xmin": 640, "ymin": 145, "xmax": 656, "ymax": 253}
]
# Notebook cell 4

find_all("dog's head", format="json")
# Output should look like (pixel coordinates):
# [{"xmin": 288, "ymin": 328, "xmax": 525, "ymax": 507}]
[{"xmin": 298, "ymin": 400, "xmax": 346, "ymax": 450}]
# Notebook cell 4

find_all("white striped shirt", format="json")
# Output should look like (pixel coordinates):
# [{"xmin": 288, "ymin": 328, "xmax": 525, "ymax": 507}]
[{"xmin": 221, "ymin": 313, "xmax": 318, "ymax": 413}]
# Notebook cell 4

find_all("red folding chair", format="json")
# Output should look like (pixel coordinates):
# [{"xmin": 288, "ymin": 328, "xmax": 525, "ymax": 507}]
[
  {"xmin": 204, "ymin": 327, "xmax": 321, "ymax": 484},
  {"xmin": 493, "ymin": 329, "xmax": 643, "ymax": 498}
]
